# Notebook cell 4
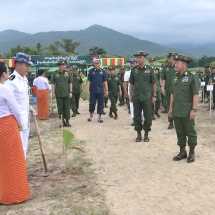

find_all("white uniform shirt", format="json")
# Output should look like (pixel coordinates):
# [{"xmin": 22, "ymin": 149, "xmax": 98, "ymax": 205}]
[
  {"xmin": 0, "ymin": 84, "xmax": 23, "ymax": 126},
  {"xmin": 33, "ymin": 76, "xmax": 51, "ymax": 91},
  {"xmin": 124, "ymin": 70, "xmax": 131, "ymax": 96},
  {"xmin": 4, "ymin": 70, "xmax": 30, "ymax": 129}
]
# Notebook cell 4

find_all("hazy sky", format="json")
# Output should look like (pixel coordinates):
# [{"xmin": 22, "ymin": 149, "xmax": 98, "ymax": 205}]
[{"xmin": 1, "ymin": 0, "xmax": 215, "ymax": 45}]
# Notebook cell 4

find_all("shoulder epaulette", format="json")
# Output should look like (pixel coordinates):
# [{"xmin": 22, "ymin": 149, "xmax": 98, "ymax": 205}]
[{"xmin": 8, "ymin": 74, "xmax": 15, "ymax": 81}]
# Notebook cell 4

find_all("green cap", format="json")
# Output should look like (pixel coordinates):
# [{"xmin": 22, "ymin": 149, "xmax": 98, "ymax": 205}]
[
  {"xmin": 149, "ymin": 58, "xmax": 156, "ymax": 62},
  {"xmin": 57, "ymin": 60, "xmax": 67, "ymax": 65},
  {"xmin": 173, "ymin": 54, "xmax": 193, "ymax": 63},
  {"xmin": 133, "ymin": 51, "xmax": 149, "ymax": 57},
  {"xmin": 108, "ymin": 66, "xmax": 115, "ymax": 70},
  {"xmin": 166, "ymin": 53, "xmax": 178, "ymax": 58}
]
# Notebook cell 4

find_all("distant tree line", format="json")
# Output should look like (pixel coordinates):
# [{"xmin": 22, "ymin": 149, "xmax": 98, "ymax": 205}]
[{"xmin": 1, "ymin": 38, "xmax": 215, "ymax": 68}]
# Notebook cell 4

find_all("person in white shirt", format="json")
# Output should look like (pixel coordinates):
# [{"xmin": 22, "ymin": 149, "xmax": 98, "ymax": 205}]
[
  {"xmin": 33, "ymin": 69, "xmax": 51, "ymax": 120},
  {"xmin": 5, "ymin": 52, "xmax": 36, "ymax": 158},
  {"xmin": 0, "ymin": 61, "xmax": 30, "ymax": 204}
]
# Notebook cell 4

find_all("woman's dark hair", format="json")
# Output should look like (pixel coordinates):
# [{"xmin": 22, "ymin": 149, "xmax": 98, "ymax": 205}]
[
  {"xmin": 38, "ymin": 69, "xmax": 45, "ymax": 76},
  {"xmin": 0, "ymin": 61, "xmax": 7, "ymax": 77}
]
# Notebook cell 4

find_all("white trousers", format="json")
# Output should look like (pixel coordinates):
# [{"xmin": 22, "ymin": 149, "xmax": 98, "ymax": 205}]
[{"xmin": 20, "ymin": 127, "xmax": 30, "ymax": 158}]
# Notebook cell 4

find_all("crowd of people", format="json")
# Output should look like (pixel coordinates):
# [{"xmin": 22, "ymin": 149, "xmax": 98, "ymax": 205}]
[{"xmin": 0, "ymin": 50, "xmax": 214, "ymax": 205}]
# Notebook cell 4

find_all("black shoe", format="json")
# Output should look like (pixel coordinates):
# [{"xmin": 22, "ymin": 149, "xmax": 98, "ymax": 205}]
[
  {"xmin": 168, "ymin": 122, "xmax": 174, "ymax": 129},
  {"xmin": 118, "ymin": 103, "xmax": 123, "ymax": 106},
  {"xmin": 71, "ymin": 112, "xmax": 76, "ymax": 117},
  {"xmin": 173, "ymin": 148, "xmax": 187, "ymax": 161},
  {"xmin": 143, "ymin": 131, "xmax": 149, "ymax": 142},
  {"xmin": 88, "ymin": 113, "xmax": 93, "ymax": 122},
  {"xmin": 128, "ymin": 110, "xmax": 131, "ymax": 114},
  {"xmin": 154, "ymin": 110, "xmax": 160, "ymax": 117},
  {"xmin": 135, "ymin": 132, "xmax": 142, "ymax": 142},
  {"xmin": 109, "ymin": 111, "xmax": 114, "ymax": 118},
  {"xmin": 65, "ymin": 120, "xmax": 71, "ymax": 127},
  {"xmin": 101, "ymin": 111, "xmax": 106, "ymax": 115},
  {"xmin": 104, "ymin": 104, "xmax": 108, "ymax": 108},
  {"xmin": 199, "ymin": 100, "xmax": 203, "ymax": 102},
  {"xmin": 187, "ymin": 147, "xmax": 195, "ymax": 163},
  {"xmin": 76, "ymin": 110, "xmax": 80, "ymax": 115},
  {"xmin": 114, "ymin": 112, "xmax": 118, "ymax": 120}
]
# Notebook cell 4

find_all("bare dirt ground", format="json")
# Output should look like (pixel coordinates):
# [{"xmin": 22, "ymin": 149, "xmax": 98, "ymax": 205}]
[{"xmin": 1, "ymin": 95, "xmax": 215, "ymax": 215}]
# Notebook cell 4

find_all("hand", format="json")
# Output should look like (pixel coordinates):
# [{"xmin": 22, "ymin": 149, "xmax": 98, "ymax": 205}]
[
  {"xmin": 161, "ymin": 87, "xmax": 166, "ymax": 95},
  {"xmin": 69, "ymin": 92, "xmax": 72, "ymax": 99},
  {"xmin": 190, "ymin": 110, "xmax": 196, "ymax": 120},
  {"xmin": 87, "ymin": 90, "xmax": 90, "ymax": 95},
  {"xmin": 129, "ymin": 96, "xmax": 133, "ymax": 103},
  {"xmin": 168, "ymin": 109, "xmax": 173, "ymax": 118},
  {"xmin": 29, "ymin": 106, "xmax": 36, "ymax": 116},
  {"xmin": 124, "ymin": 92, "xmax": 128, "ymax": 98},
  {"xmin": 119, "ymin": 92, "xmax": 122, "ymax": 96},
  {"xmin": 18, "ymin": 125, "xmax": 23, "ymax": 131},
  {"xmin": 105, "ymin": 90, "xmax": 109, "ymax": 97},
  {"xmin": 151, "ymin": 97, "xmax": 156, "ymax": 103}
]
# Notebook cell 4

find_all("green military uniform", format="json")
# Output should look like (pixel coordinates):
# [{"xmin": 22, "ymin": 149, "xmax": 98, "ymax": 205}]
[
  {"xmin": 130, "ymin": 64, "xmax": 156, "ymax": 134},
  {"xmin": 171, "ymin": 54, "xmax": 198, "ymax": 163},
  {"xmin": 51, "ymin": 69, "xmax": 73, "ymax": 121},
  {"xmin": 71, "ymin": 73, "xmax": 83, "ymax": 114},
  {"xmin": 201, "ymin": 67, "xmax": 210, "ymax": 102},
  {"xmin": 160, "ymin": 67, "xmax": 167, "ymax": 109},
  {"xmin": 210, "ymin": 69, "xmax": 215, "ymax": 108},
  {"xmin": 107, "ymin": 68, "xmax": 121, "ymax": 119},
  {"xmin": 172, "ymin": 70, "xmax": 198, "ymax": 147},
  {"xmin": 162, "ymin": 60, "xmax": 177, "ymax": 127},
  {"xmin": 151, "ymin": 66, "xmax": 161, "ymax": 118},
  {"xmin": 117, "ymin": 68, "xmax": 125, "ymax": 105}
]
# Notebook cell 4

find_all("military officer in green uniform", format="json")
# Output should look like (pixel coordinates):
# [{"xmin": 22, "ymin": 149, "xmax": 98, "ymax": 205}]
[
  {"xmin": 107, "ymin": 66, "xmax": 122, "ymax": 119},
  {"xmin": 129, "ymin": 51, "xmax": 156, "ymax": 142},
  {"xmin": 200, "ymin": 65, "xmax": 210, "ymax": 102},
  {"xmin": 70, "ymin": 65, "xmax": 84, "ymax": 117},
  {"xmin": 149, "ymin": 58, "xmax": 162, "ymax": 120},
  {"xmin": 168, "ymin": 54, "xmax": 198, "ymax": 163},
  {"xmin": 118, "ymin": 66, "xmax": 125, "ymax": 106},
  {"xmin": 209, "ymin": 66, "xmax": 215, "ymax": 109},
  {"xmin": 161, "ymin": 53, "xmax": 177, "ymax": 129},
  {"xmin": 51, "ymin": 60, "xmax": 73, "ymax": 127}
]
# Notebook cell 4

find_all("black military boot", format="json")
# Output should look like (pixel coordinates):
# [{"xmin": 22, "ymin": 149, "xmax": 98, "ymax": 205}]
[
  {"xmin": 60, "ymin": 119, "xmax": 66, "ymax": 128},
  {"xmin": 168, "ymin": 121, "xmax": 174, "ymax": 129},
  {"xmin": 131, "ymin": 119, "xmax": 135, "ymax": 126},
  {"xmin": 65, "ymin": 120, "xmax": 71, "ymax": 127},
  {"xmin": 154, "ymin": 109, "xmax": 161, "ymax": 117},
  {"xmin": 173, "ymin": 146, "xmax": 187, "ymax": 161},
  {"xmin": 114, "ymin": 111, "xmax": 118, "ymax": 120},
  {"xmin": 71, "ymin": 111, "xmax": 76, "ymax": 117},
  {"xmin": 135, "ymin": 131, "xmax": 142, "ymax": 142},
  {"xmin": 152, "ymin": 114, "xmax": 156, "ymax": 120},
  {"xmin": 187, "ymin": 147, "xmax": 195, "ymax": 163},
  {"xmin": 76, "ymin": 110, "xmax": 80, "ymax": 115},
  {"xmin": 109, "ymin": 111, "xmax": 114, "ymax": 118},
  {"xmin": 144, "ymin": 130, "xmax": 149, "ymax": 142}
]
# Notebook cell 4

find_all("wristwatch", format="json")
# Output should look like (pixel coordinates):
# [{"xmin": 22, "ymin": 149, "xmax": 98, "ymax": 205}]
[
  {"xmin": 153, "ymin": 95, "xmax": 157, "ymax": 98},
  {"xmin": 191, "ymin": 108, "xmax": 197, "ymax": 112}
]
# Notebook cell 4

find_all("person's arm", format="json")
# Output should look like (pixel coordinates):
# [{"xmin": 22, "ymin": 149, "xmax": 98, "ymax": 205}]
[
  {"xmin": 129, "ymin": 84, "xmax": 133, "ymax": 102},
  {"xmin": 51, "ymin": 84, "xmax": 55, "ymax": 99},
  {"xmin": 118, "ymin": 83, "xmax": 122, "ymax": 95},
  {"xmin": 103, "ymin": 81, "xmax": 109, "ymax": 97},
  {"xmin": 168, "ymin": 94, "xmax": 174, "ymax": 118},
  {"xmin": 151, "ymin": 83, "xmax": 157, "ymax": 104},
  {"xmin": 87, "ymin": 80, "xmax": 91, "ymax": 95},
  {"xmin": 69, "ymin": 82, "xmax": 73, "ymax": 98},
  {"xmin": 190, "ymin": 94, "xmax": 198, "ymax": 120}
]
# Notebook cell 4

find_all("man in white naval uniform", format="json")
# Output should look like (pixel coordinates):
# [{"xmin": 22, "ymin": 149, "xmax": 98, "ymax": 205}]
[{"xmin": 5, "ymin": 52, "xmax": 36, "ymax": 158}]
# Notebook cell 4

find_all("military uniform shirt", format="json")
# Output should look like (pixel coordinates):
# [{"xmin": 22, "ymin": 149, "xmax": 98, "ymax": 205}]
[
  {"xmin": 210, "ymin": 73, "xmax": 215, "ymax": 83},
  {"xmin": 107, "ymin": 75, "xmax": 121, "ymax": 96},
  {"xmin": 88, "ymin": 68, "xmax": 107, "ymax": 93},
  {"xmin": 129, "ymin": 65, "xmax": 156, "ymax": 101},
  {"xmin": 72, "ymin": 74, "xmax": 83, "ymax": 94},
  {"xmin": 172, "ymin": 70, "xmax": 199, "ymax": 118},
  {"xmin": 152, "ymin": 67, "xmax": 161, "ymax": 91},
  {"xmin": 51, "ymin": 70, "xmax": 73, "ymax": 97},
  {"xmin": 162, "ymin": 64, "xmax": 177, "ymax": 92}
]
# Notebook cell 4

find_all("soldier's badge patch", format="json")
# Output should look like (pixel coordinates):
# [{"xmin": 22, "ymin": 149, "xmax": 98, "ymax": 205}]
[
  {"xmin": 100, "ymin": 71, "xmax": 103, "ymax": 74},
  {"xmin": 56, "ymin": 74, "xmax": 59, "ymax": 77},
  {"xmin": 64, "ymin": 72, "xmax": 68, "ymax": 77},
  {"xmin": 115, "ymin": 77, "xmax": 118, "ymax": 80},
  {"xmin": 135, "ymin": 69, "xmax": 138, "ymax": 73},
  {"xmin": 144, "ymin": 70, "xmax": 150, "ymax": 73},
  {"xmin": 182, "ymin": 77, "xmax": 189, "ymax": 82}
]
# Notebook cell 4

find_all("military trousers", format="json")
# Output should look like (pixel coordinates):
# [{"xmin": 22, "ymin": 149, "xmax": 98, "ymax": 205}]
[
  {"xmin": 151, "ymin": 91, "xmax": 161, "ymax": 114},
  {"xmin": 133, "ymin": 100, "xmax": 152, "ymax": 132},
  {"xmin": 119, "ymin": 86, "xmax": 125, "ymax": 104},
  {"xmin": 89, "ymin": 92, "xmax": 103, "ymax": 115},
  {"xmin": 174, "ymin": 117, "xmax": 197, "ymax": 147},
  {"xmin": 56, "ymin": 97, "xmax": 71, "ymax": 120},
  {"xmin": 71, "ymin": 93, "xmax": 80, "ymax": 111},
  {"xmin": 109, "ymin": 92, "xmax": 118, "ymax": 113}
]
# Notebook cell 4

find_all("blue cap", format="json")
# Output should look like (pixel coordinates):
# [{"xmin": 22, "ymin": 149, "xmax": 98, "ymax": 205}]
[
  {"xmin": 129, "ymin": 58, "xmax": 137, "ymax": 63},
  {"xmin": 12, "ymin": 52, "xmax": 34, "ymax": 66}
]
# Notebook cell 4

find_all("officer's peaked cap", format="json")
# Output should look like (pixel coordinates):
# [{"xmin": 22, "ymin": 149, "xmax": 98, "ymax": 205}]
[
  {"xmin": 173, "ymin": 54, "xmax": 193, "ymax": 63},
  {"xmin": 57, "ymin": 60, "xmax": 67, "ymax": 65},
  {"xmin": 166, "ymin": 53, "xmax": 178, "ymax": 58},
  {"xmin": 12, "ymin": 52, "xmax": 34, "ymax": 66},
  {"xmin": 133, "ymin": 51, "xmax": 149, "ymax": 57},
  {"xmin": 108, "ymin": 66, "xmax": 115, "ymax": 70}
]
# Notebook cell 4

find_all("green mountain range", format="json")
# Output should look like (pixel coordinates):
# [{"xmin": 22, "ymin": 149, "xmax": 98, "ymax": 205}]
[{"xmin": 0, "ymin": 24, "xmax": 213, "ymax": 58}]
